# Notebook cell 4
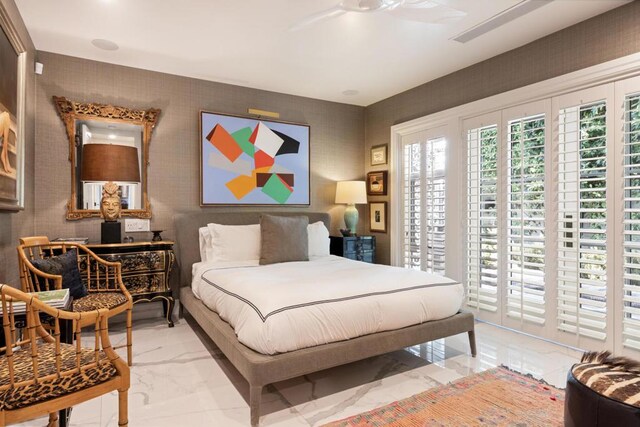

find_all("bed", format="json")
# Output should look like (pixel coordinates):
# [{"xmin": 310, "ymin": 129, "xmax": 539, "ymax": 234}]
[{"xmin": 175, "ymin": 212, "xmax": 476, "ymax": 426}]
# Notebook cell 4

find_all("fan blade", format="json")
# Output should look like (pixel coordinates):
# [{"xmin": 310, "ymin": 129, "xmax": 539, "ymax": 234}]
[
  {"xmin": 289, "ymin": 6, "xmax": 346, "ymax": 31},
  {"xmin": 401, "ymin": 0, "xmax": 439, "ymax": 9}
]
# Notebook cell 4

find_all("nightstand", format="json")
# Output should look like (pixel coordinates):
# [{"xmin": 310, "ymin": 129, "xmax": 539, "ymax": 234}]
[
  {"xmin": 330, "ymin": 236, "xmax": 376, "ymax": 263},
  {"xmin": 86, "ymin": 241, "xmax": 175, "ymax": 327}
]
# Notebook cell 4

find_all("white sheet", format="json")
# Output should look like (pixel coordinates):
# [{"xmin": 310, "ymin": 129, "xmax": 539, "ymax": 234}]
[{"xmin": 191, "ymin": 256, "xmax": 464, "ymax": 355}]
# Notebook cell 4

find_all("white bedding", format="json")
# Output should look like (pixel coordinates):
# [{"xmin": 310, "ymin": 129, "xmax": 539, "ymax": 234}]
[{"xmin": 191, "ymin": 256, "xmax": 464, "ymax": 355}]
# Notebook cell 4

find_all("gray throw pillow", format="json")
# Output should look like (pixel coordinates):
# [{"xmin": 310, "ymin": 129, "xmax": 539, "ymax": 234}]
[{"xmin": 260, "ymin": 215, "xmax": 309, "ymax": 265}]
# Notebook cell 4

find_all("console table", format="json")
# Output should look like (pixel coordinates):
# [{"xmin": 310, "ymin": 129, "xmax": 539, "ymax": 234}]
[{"xmin": 87, "ymin": 241, "xmax": 175, "ymax": 327}]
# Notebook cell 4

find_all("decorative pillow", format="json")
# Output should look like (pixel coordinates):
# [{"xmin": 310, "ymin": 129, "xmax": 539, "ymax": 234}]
[
  {"xmin": 207, "ymin": 223, "xmax": 261, "ymax": 263},
  {"xmin": 308, "ymin": 221, "xmax": 330, "ymax": 258},
  {"xmin": 198, "ymin": 226, "xmax": 214, "ymax": 262},
  {"xmin": 260, "ymin": 215, "xmax": 309, "ymax": 265},
  {"xmin": 31, "ymin": 249, "xmax": 88, "ymax": 299}
]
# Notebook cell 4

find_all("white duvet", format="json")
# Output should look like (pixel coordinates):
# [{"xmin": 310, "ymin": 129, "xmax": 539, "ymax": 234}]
[{"xmin": 191, "ymin": 256, "xmax": 464, "ymax": 355}]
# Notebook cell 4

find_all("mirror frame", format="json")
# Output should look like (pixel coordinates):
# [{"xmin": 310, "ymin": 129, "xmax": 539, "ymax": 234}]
[{"xmin": 53, "ymin": 96, "xmax": 161, "ymax": 220}]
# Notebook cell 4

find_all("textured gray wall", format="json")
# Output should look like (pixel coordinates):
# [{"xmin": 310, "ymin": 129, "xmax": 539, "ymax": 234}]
[
  {"xmin": 365, "ymin": 1, "xmax": 640, "ymax": 265},
  {"xmin": 34, "ymin": 52, "xmax": 365, "ymax": 247},
  {"xmin": 0, "ymin": 0, "xmax": 35, "ymax": 286}
]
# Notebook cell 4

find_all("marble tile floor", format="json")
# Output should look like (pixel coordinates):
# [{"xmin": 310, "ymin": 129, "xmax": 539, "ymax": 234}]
[{"xmin": 18, "ymin": 315, "xmax": 582, "ymax": 427}]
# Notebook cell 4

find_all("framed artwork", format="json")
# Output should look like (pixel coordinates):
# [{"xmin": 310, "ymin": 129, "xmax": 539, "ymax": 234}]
[
  {"xmin": 370, "ymin": 144, "xmax": 387, "ymax": 166},
  {"xmin": 369, "ymin": 202, "xmax": 387, "ymax": 233},
  {"xmin": 367, "ymin": 170, "xmax": 388, "ymax": 196},
  {"xmin": 0, "ymin": 10, "xmax": 26, "ymax": 212},
  {"xmin": 200, "ymin": 111, "xmax": 310, "ymax": 206}
]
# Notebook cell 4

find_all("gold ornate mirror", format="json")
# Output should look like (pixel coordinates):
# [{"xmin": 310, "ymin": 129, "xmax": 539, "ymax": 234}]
[{"xmin": 53, "ymin": 96, "xmax": 161, "ymax": 220}]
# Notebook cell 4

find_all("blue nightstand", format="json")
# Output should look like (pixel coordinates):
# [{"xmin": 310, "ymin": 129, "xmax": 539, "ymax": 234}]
[{"xmin": 330, "ymin": 236, "xmax": 376, "ymax": 263}]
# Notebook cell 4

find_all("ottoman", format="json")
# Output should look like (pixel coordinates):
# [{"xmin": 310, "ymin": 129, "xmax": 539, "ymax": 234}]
[{"xmin": 565, "ymin": 351, "xmax": 640, "ymax": 426}]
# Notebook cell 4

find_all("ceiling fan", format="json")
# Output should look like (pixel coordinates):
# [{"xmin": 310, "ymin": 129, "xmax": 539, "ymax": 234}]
[{"xmin": 289, "ymin": 0, "xmax": 467, "ymax": 31}]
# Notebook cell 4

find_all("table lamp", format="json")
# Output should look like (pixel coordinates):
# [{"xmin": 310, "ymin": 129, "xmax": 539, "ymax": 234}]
[
  {"xmin": 81, "ymin": 144, "xmax": 140, "ymax": 243},
  {"xmin": 335, "ymin": 181, "xmax": 367, "ymax": 235}
]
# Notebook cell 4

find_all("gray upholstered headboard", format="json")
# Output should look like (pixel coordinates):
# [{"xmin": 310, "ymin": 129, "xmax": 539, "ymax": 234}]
[{"xmin": 173, "ymin": 211, "xmax": 331, "ymax": 287}]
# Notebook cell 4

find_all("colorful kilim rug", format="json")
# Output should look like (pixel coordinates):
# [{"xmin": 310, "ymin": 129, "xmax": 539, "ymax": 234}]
[{"xmin": 322, "ymin": 366, "xmax": 564, "ymax": 426}]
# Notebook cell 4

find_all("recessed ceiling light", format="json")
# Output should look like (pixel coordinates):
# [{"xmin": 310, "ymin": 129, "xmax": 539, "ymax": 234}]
[
  {"xmin": 91, "ymin": 39, "xmax": 119, "ymax": 51},
  {"xmin": 108, "ymin": 134, "xmax": 117, "ymax": 139},
  {"xmin": 342, "ymin": 89, "xmax": 359, "ymax": 96}
]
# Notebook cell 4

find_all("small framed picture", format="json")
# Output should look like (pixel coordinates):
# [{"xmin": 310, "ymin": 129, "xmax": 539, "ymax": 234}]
[
  {"xmin": 369, "ymin": 202, "xmax": 387, "ymax": 233},
  {"xmin": 370, "ymin": 144, "xmax": 388, "ymax": 166},
  {"xmin": 367, "ymin": 170, "xmax": 388, "ymax": 196}
]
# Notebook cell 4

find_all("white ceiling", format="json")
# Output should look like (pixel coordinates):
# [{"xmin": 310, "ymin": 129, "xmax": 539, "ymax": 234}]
[{"xmin": 16, "ymin": 0, "xmax": 630, "ymax": 106}]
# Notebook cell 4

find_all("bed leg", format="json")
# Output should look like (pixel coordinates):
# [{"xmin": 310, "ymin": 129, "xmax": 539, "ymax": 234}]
[
  {"xmin": 468, "ymin": 329, "xmax": 477, "ymax": 357},
  {"xmin": 178, "ymin": 302, "xmax": 184, "ymax": 319},
  {"xmin": 250, "ymin": 384, "xmax": 262, "ymax": 426}
]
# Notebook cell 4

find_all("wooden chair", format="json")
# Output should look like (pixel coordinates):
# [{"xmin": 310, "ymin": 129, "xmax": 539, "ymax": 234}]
[
  {"xmin": 17, "ymin": 241, "xmax": 134, "ymax": 366},
  {"xmin": 18, "ymin": 236, "xmax": 51, "ymax": 246},
  {"xmin": 0, "ymin": 283, "xmax": 130, "ymax": 427}
]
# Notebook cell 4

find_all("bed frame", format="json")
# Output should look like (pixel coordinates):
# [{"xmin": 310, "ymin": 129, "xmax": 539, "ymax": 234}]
[{"xmin": 174, "ymin": 212, "xmax": 476, "ymax": 426}]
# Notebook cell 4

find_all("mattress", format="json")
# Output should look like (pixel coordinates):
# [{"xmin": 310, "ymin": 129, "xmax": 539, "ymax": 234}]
[{"xmin": 191, "ymin": 256, "xmax": 464, "ymax": 355}]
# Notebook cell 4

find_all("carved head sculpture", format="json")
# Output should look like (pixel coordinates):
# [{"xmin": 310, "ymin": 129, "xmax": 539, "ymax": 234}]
[{"xmin": 101, "ymin": 181, "xmax": 121, "ymax": 222}]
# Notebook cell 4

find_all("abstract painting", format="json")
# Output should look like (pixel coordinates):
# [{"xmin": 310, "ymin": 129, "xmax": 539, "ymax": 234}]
[
  {"xmin": 200, "ymin": 111, "xmax": 310, "ymax": 205},
  {"xmin": 0, "ymin": 20, "xmax": 24, "ymax": 211}
]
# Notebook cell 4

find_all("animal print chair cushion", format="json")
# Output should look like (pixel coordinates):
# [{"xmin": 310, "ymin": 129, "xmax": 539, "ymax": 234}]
[
  {"xmin": 571, "ymin": 351, "xmax": 640, "ymax": 408},
  {"xmin": 0, "ymin": 343, "xmax": 117, "ymax": 410},
  {"xmin": 73, "ymin": 292, "xmax": 128, "ymax": 312}
]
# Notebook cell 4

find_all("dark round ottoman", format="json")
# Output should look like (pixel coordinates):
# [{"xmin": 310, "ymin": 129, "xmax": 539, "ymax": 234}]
[{"xmin": 565, "ymin": 351, "xmax": 640, "ymax": 426}]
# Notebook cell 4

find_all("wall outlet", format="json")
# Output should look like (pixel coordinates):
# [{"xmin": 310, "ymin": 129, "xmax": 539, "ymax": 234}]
[{"xmin": 124, "ymin": 219, "xmax": 150, "ymax": 232}]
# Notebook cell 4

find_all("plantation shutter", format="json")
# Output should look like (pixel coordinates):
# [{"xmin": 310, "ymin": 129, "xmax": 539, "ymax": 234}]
[
  {"xmin": 424, "ymin": 137, "xmax": 446, "ymax": 274},
  {"xmin": 466, "ymin": 122, "xmax": 499, "ymax": 314},
  {"xmin": 622, "ymin": 91, "xmax": 640, "ymax": 351},
  {"xmin": 387, "ymin": 73, "xmax": 640, "ymax": 353},
  {"xmin": 556, "ymin": 98, "xmax": 609, "ymax": 342},
  {"xmin": 401, "ymin": 134, "xmax": 446, "ymax": 274},
  {"xmin": 402, "ymin": 141, "xmax": 421, "ymax": 270},
  {"xmin": 506, "ymin": 114, "xmax": 546, "ymax": 325}
]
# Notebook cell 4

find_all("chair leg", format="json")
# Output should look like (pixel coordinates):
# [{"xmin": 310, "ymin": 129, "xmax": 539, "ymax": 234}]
[
  {"xmin": 126, "ymin": 307, "xmax": 133, "ymax": 366},
  {"xmin": 47, "ymin": 412, "xmax": 57, "ymax": 427},
  {"xmin": 118, "ymin": 388, "xmax": 128, "ymax": 427},
  {"xmin": 468, "ymin": 329, "xmax": 477, "ymax": 357}
]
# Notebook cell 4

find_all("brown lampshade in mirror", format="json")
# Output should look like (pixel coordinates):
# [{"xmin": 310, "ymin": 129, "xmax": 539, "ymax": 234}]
[
  {"xmin": 81, "ymin": 144, "xmax": 141, "ymax": 243},
  {"xmin": 81, "ymin": 144, "xmax": 140, "ymax": 183}
]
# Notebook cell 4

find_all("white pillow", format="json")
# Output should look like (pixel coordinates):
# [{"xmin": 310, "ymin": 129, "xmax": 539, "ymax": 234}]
[
  {"xmin": 207, "ymin": 223, "xmax": 261, "ymax": 263},
  {"xmin": 198, "ymin": 227, "xmax": 214, "ymax": 262},
  {"xmin": 308, "ymin": 221, "xmax": 330, "ymax": 258}
]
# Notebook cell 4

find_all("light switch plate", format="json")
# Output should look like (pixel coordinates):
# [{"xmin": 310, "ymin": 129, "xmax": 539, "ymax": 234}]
[{"xmin": 124, "ymin": 218, "xmax": 150, "ymax": 232}]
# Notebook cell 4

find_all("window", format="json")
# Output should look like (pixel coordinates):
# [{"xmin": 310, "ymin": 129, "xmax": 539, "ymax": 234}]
[
  {"xmin": 506, "ymin": 114, "xmax": 546, "ymax": 325},
  {"xmin": 391, "ymin": 59, "xmax": 640, "ymax": 355},
  {"xmin": 464, "ymin": 94, "xmax": 613, "ymax": 346},
  {"xmin": 557, "ymin": 101, "xmax": 608, "ymax": 341},
  {"xmin": 401, "ymin": 135, "xmax": 446, "ymax": 274},
  {"xmin": 467, "ymin": 124, "xmax": 499, "ymax": 313}
]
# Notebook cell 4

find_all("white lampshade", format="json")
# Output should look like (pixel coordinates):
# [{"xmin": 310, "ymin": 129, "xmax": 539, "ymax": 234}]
[{"xmin": 335, "ymin": 181, "xmax": 367, "ymax": 204}]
